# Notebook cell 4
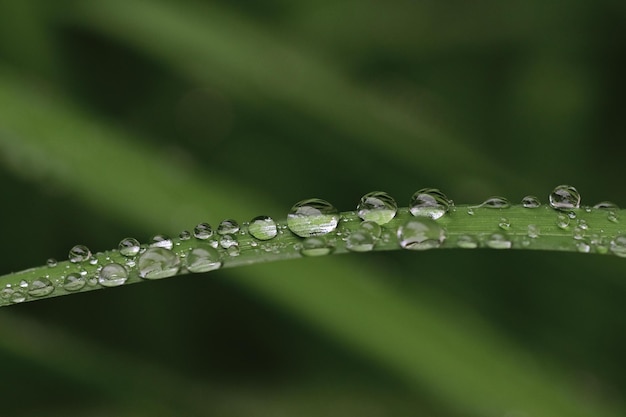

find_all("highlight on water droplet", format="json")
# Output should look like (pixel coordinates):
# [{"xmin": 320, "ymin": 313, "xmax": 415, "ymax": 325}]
[
  {"xmin": 63, "ymin": 272, "xmax": 86, "ymax": 291},
  {"xmin": 119, "ymin": 237, "xmax": 141, "ymax": 257},
  {"xmin": 484, "ymin": 232, "xmax": 512, "ymax": 249},
  {"xmin": 409, "ymin": 188, "xmax": 450, "ymax": 220},
  {"xmin": 69, "ymin": 245, "xmax": 91, "ymax": 263},
  {"xmin": 138, "ymin": 248, "xmax": 180, "ymax": 279},
  {"xmin": 217, "ymin": 219, "xmax": 240, "ymax": 235},
  {"xmin": 397, "ymin": 217, "xmax": 446, "ymax": 250},
  {"xmin": 300, "ymin": 236, "xmax": 334, "ymax": 257},
  {"xmin": 150, "ymin": 235, "xmax": 173, "ymax": 250},
  {"xmin": 193, "ymin": 223, "xmax": 213, "ymax": 240},
  {"xmin": 480, "ymin": 197, "xmax": 510, "ymax": 209},
  {"xmin": 28, "ymin": 277, "xmax": 54, "ymax": 297},
  {"xmin": 186, "ymin": 247, "xmax": 222, "ymax": 273},
  {"xmin": 549, "ymin": 185, "xmax": 580, "ymax": 210},
  {"xmin": 248, "ymin": 216, "xmax": 278, "ymax": 240},
  {"xmin": 346, "ymin": 230, "xmax": 375, "ymax": 252},
  {"xmin": 99, "ymin": 263, "xmax": 129, "ymax": 287},
  {"xmin": 521, "ymin": 196, "xmax": 541, "ymax": 208},
  {"xmin": 287, "ymin": 198, "xmax": 340, "ymax": 238},
  {"xmin": 610, "ymin": 234, "xmax": 626, "ymax": 258},
  {"xmin": 357, "ymin": 191, "xmax": 398, "ymax": 225},
  {"xmin": 359, "ymin": 220, "xmax": 381, "ymax": 239}
]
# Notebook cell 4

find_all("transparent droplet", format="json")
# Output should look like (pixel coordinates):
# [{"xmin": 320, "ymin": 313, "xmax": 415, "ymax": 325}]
[
  {"xmin": 19, "ymin": 280, "xmax": 28, "ymax": 288},
  {"xmin": 576, "ymin": 241, "xmax": 591, "ymax": 253},
  {"xmin": 63, "ymin": 272, "xmax": 86, "ymax": 291},
  {"xmin": 357, "ymin": 191, "xmax": 398, "ymax": 224},
  {"xmin": 593, "ymin": 201, "xmax": 619, "ymax": 210},
  {"xmin": 69, "ymin": 245, "xmax": 91, "ymax": 263},
  {"xmin": 572, "ymin": 226, "xmax": 585, "ymax": 240},
  {"xmin": 46, "ymin": 258, "xmax": 57, "ymax": 268},
  {"xmin": 467, "ymin": 208, "xmax": 475, "ymax": 215},
  {"xmin": 521, "ymin": 196, "xmax": 541, "ymax": 208},
  {"xmin": 248, "ymin": 216, "xmax": 278, "ymax": 240},
  {"xmin": 186, "ymin": 247, "xmax": 222, "ymax": 273},
  {"xmin": 150, "ymin": 235, "xmax": 173, "ymax": 250},
  {"xmin": 193, "ymin": 223, "xmax": 213, "ymax": 240},
  {"xmin": 219, "ymin": 234, "xmax": 238, "ymax": 249},
  {"xmin": 10, "ymin": 290, "xmax": 26, "ymax": 304},
  {"xmin": 99, "ymin": 263, "xmax": 129, "ymax": 287},
  {"xmin": 480, "ymin": 197, "xmax": 510, "ymax": 209},
  {"xmin": 397, "ymin": 218, "xmax": 446, "ymax": 250},
  {"xmin": 456, "ymin": 234, "xmax": 478, "ymax": 249},
  {"xmin": 485, "ymin": 232, "xmax": 512, "ymax": 249},
  {"xmin": 118, "ymin": 238, "xmax": 141, "ymax": 257},
  {"xmin": 608, "ymin": 211, "xmax": 619, "ymax": 223},
  {"xmin": 217, "ymin": 219, "xmax": 240, "ymax": 235},
  {"xmin": 567, "ymin": 211, "xmax": 577, "ymax": 219},
  {"xmin": 346, "ymin": 230, "xmax": 375, "ymax": 252},
  {"xmin": 138, "ymin": 248, "xmax": 180, "ymax": 279},
  {"xmin": 28, "ymin": 277, "xmax": 54, "ymax": 297},
  {"xmin": 227, "ymin": 246, "xmax": 240, "ymax": 257},
  {"xmin": 359, "ymin": 221, "xmax": 381, "ymax": 239},
  {"xmin": 287, "ymin": 198, "xmax": 340, "ymax": 237},
  {"xmin": 300, "ymin": 237, "xmax": 334, "ymax": 257},
  {"xmin": 556, "ymin": 214, "xmax": 570, "ymax": 229},
  {"xmin": 609, "ymin": 235, "xmax": 626, "ymax": 258},
  {"xmin": 179, "ymin": 230, "xmax": 191, "ymax": 240},
  {"xmin": 576, "ymin": 219, "xmax": 588, "ymax": 230},
  {"xmin": 527, "ymin": 224, "xmax": 540, "ymax": 239},
  {"xmin": 549, "ymin": 185, "xmax": 581, "ymax": 209},
  {"xmin": 498, "ymin": 218, "xmax": 511, "ymax": 230},
  {"xmin": 409, "ymin": 188, "xmax": 450, "ymax": 220}
]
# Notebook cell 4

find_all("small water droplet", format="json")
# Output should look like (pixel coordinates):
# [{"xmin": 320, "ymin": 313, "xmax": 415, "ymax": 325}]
[
  {"xmin": 193, "ymin": 223, "xmax": 214, "ymax": 240},
  {"xmin": 138, "ymin": 248, "xmax": 180, "ymax": 279},
  {"xmin": 287, "ymin": 198, "xmax": 339, "ymax": 237},
  {"xmin": 227, "ymin": 246, "xmax": 240, "ymax": 257},
  {"xmin": 28, "ymin": 277, "xmax": 54, "ymax": 297},
  {"xmin": 346, "ymin": 230, "xmax": 375, "ymax": 252},
  {"xmin": 359, "ymin": 221, "xmax": 381, "ymax": 239},
  {"xmin": 179, "ymin": 230, "xmax": 191, "ymax": 240},
  {"xmin": 485, "ymin": 232, "xmax": 512, "ymax": 249},
  {"xmin": 99, "ymin": 263, "xmax": 129, "ymax": 287},
  {"xmin": 248, "ymin": 216, "xmax": 278, "ymax": 240},
  {"xmin": 63, "ymin": 273, "xmax": 86, "ymax": 291},
  {"xmin": 610, "ymin": 235, "xmax": 626, "ymax": 257},
  {"xmin": 119, "ymin": 238, "xmax": 141, "ymax": 257},
  {"xmin": 556, "ymin": 214, "xmax": 570, "ymax": 229},
  {"xmin": 456, "ymin": 234, "xmax": 478, "ymax": 249},
  {"xmin": 608, "ymin": 211, "xmax": 619, "ymax": 223},
  {"xmin": 572, "ymin": 226, "xmax": 585, "ymax": 240},
  {"xmin": 567, "ymin": 211, "xmax": 577, "ymax": 220},
  {"xmin": 219, "ymin": 234, "xmax": 238, "ymax": 249},
  {"xmin": 409, "ymin": 188, "xmax": 450, "ymax": 220},
  {"xmin": 467, "ymin": 208, "xmax": 475, "ymax": 215},
  {"xmin": 577, "ymin": 219, "xmax": 588, "ymax": 230},
  {"xmin": 480, "ymin": 197, "xmax": 510, "ymax": 209},
  {"xmin": 300, "ymin": 237, "xmax": 334, "ymax": 257},
  {"xmin": 576, "ymin": 241, "xmax": 591, "ymax": 253},
  {"xmin": 527, "ymin": 224, "xmax": 540, "ymax": 238},
  {"xmin": 357, "ymin": 191, "xmax": 398, "ymax": 224},
  {"xmin": 397, "ymin": 218, "xmax": 446, "ymax": 250},
  {"xmin": 10, "ymin": 290, "xmax": 26, "ymax": 303},
  {"xmin": 521, "ymin": 196, "xmax": 541, "ymax": 208},
  {"xmin": 549, "ymin": 185, "xmax": 581, "ymax": 210},
  {"xmin": 19, "ymin": 280, "xmax": 28, "ymax": 288},
  {"xmin": 593, "ymin": 201, "xmax": 619, "ymax": 210},
  {"xmin": 187, "ymin": 247, "xmax": 222, "ymax": 273},
  {"xmin": 150, "ymin": 235, "xmax": 173, "ymax": 250},
  {"xmin": 46, "ymin": 258, "xmax": 57, "ymax": 268},
  {"xmin": 69, "ymin": 245, "xmax": 91, "ymax": 263},
  {"xmin": 498, "ymin": 218, "xmax": 511, "ymax": 230},
  {"xmin": 217, "ymin": 219, "xmax": 240, "ymax": 235}
]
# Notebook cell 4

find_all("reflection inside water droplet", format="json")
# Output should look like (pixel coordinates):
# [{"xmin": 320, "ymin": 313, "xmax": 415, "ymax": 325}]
[
  {"xmin": 409, "ymin": 188, "xmax": 450, "ymax": 220},
  {"xmin": 397, "ymin": 218, "xmax": 446, "ymax": 250},
  {"xmin": 549, "ymin": 185, "xmax": 581, "ymax": 210},
  {"xmin": 287, "ymin": 198, "xmax": 339, "ymax": 237},
  {"xmin": 357, "ymin": 191, "xmax": 398, "ymax": 225}
]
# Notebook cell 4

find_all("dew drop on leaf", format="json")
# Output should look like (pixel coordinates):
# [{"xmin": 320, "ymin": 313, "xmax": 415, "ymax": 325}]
[
  {"xmin": 397, "ymin": 218, "xmax": 446, "ymax": 250},
  {"xmin": 99, "ymin": 263, "xmax": 129, "ymax": 287},
  {"xmin": 138, "ymin": 248, "xmax": 180, "ymax": 279},
  {"xmin": 409, "ymin": 188, "xmax": 450, "ymax": 220},
  {"xmin": 346, "ymin": 230, "xmax": 375, "ymax": 252},
  {"xmin": 485, "ymin": 232, "xmax": 512, "ymax": 249},
  {"xmin": 150, "ymin": 235, "xmax": 173, "ymax": 250},
  {"xmin": 119, "ymin": 237, "xmax": 141, "ymax": 257},
  {"xmin": 287, "ymin": 198, "xmax": 339, "ymax": 238},
  {"xmin": 217, "ymin": 219, "xmax": 240, "ymax": 235},
  {"xmin": 357, "ymin": 191, "xmax": 398, "ymax": 225},
  {"xmin": 248, "ymin": 216, "xmax": 278, "ymax": 240},
  {"xmin": 63, "ymin": 272, "xmax": 86, "ymax": 291},
  {"xmin": 28, "ymin": 277, "xmax": 54, "ymax": 297},
  {"xmin": 300, "ymin": 237, "xmax": 334, "ymax": 257},
  {"xmin": 480, "ymin": 197, "xmax": 510, "ymax": 209},
  {"xmin": 186, "ymin": 247, "xmax": 222, "ymax": 273},
  {"xmin": 549, "ymin": 185, "xmax": 580, "ymax": 209},
  {"xmin": 521, "ymin": 196, "xmax": 541, "ymax": 208},
  {"xmin": 359, "ymin": 220, "xmax": 381, "ymax": 239},
  {"xmin": 610, "ymin": 235, "xmax": 626, "ymax": 257},
  {"xmin": 193, "ymin": 223, "xmax": 213, "ymax": 240},
  {"xmin": 69, "ymin": 245, "xmax": 91, "ymax": 263}
]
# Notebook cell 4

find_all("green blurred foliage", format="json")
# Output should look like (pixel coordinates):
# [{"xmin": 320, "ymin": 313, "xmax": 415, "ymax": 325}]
[{"xmin": 0, "ymin": 0, "xmax": 625, "ymax": 416}]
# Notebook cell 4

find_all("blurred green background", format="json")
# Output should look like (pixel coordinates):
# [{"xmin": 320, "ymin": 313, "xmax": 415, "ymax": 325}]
[{"xmin": 1, "ymin": 0, "xmax": 625, "ymax": 416}]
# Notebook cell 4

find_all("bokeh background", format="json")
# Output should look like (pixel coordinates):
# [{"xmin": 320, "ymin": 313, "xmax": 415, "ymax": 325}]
[{"xmin": 1, "ymin": 1, "xmax": 625, "ymax": 416}]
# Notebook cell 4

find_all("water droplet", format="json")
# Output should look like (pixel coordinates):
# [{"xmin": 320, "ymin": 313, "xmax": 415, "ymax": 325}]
[
  {"xmin": 566, "ymin": 211, "xmax": 576, "ymax": 220},
  {"xmin": 46, "ymin": 258, "xmax": 57, "ymax": 268},
  {"xmin": 10, "ymin": 290, "xmax": 26, "ymax": 303},
  {"xmin": 138, "ymin": 248, "xmax": 180, "ymax": 279},
  {"xmin": 28, "ymin": 278, "xmax": 54, "ymax": 297},
  {"xmin": 219, "ymin": 234, "xmax": 238, "ymax": 249},
  {"xmin": 549, "ymin": 185, "xmax": 580, "ymax": 210},
  {"xmin": 576, "ymin": 219, "xmax": 588, "ymax": 230},
  {"xmin": 485, "ymin": 232, "xmax": 512, "ymax": 249},
  {"xmin": 217, "ymin": 219, "xmax": 240, "ymax": 235},
  {"xmin": 150, "ymin": 235, "xmax": 173, "ymax": 250},
  {"xmin": 359, "ymin": 221, "xmax": 381, "ymax": 239},
  {"xmin": 467, "ymin": 208, "xmax": 475, "ymax": 215},
  {"xmin": 610, "ymin": 235, "xmax": 626, "ymax": 257},
  {"xmin": 527, "ymin": 224, "xmax": 540, "ymax": 238},
  {"xmin": 179, "ymin": 230, "xmax": 191, "ymax": 240},
  {"xmin": 99, "ymin": 263, "xmax": 129, "ymax": 287},
  {"xmin": 357, "ymin": 191, "xmax": 398, "ymax": 224},
  {"xmin": 346, "ymin": 230, "xmax": 375, "ymax": 252},
  {"xmin": 119, "ymin": 238, "xmax": 141, "ymax": 257},
  {"xmin": 498, "ymin": 218, "xmax": 511, "ymax": 230},
  {"xmin": 248, "ymin": 216, "xmax": 278, "ymax": 240},
  {"xmin": 19, "ymin": 280, "xmax": 28, "ymax": 288},
  {"xmin": 409, "ymin": 188, "xmax": 450, "ymax": 220},
  {"xmin": 556, "ymin": 214, "xmax": 570, "ymax": 229},
  {"xmin": 608, "ymin": 211, "xmax": 619, "ymax": 223},
  {"xmin": 521, "ymin": 196, "xmax": 541, "ymax": 208},
  {"xmin": 227, "ymin": 246, "xmax": 240, "ymax": 257},
  {"xmin": 287, "ymin": 198, "xmax": 339, "ymax": 237},
  {"xmin": 63, "ymin": 273, "xmax": 86, "ymax": 291},
  {"xmin": 576, "ymin": 241, "xmax": 591, "ymax": 253},
  {"xmin": 397, "ymin": 218, "xmax": 446, "ymax": 250},
  {"xmin": 456, "ymin": 234, "xmax": 478, "ymax": 249},
  {"xmin": 480, "ymin": 197, "xmax": 510, "ymax": 209},
  {"xmin": 193, "ymin": 223, "xmax": 213, "ymax": 240},
  {"xmin": 572, "ymin": 226, "xmax": 585, "ymax": 240},
  {"xmin": 300, "ymin": 237, "xmax": 334, "ymax": 256},
  {"xmin": 186, "ymin": 247, "xmax": 222, "ymax": 273},
  {"xmin": 69, "ymin": 245, "xmax": 91, "ymax": 263},
  {"xmin": 593, "ymin": 201, "xmax": 619, "ymax": 210}
]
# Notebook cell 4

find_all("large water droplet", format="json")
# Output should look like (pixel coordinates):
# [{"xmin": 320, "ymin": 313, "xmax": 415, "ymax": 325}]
[
  {"xmin": 248, "ymin": 216, "xmax": 278, "ymax": 240},
  {"xmin": 610, "ymin": 235, "xmax": 626, "ymax": 257},
  {"xmin": 28, "ymin": 277, "xmax": 54, "ymax": 297},
  {"xmin": 480, "ymin": 197, "xmax": 510, "ymax": 209},
  {"xmin": 397, "ymin": 218, "xmax": 446, "ymax": 250},
  {"xmin": 346, "ymin": 230, "xmax": 375, "ymax": 252},
  {"xmin": 217, "ymin": 219, "xmax": 240, "ymax": 235},
  {"xmin": 193, "ymin": 223, "xmax": 213, "ymax": 240},
  {"xmin": 69, "ymin": 245, "xmax": 91, "ymax": 263},
  {"xmin": 138, "ymin": 248, "xmax": 180, "ymax": 279},
  {"xmin": 150, "ymin": 235, "xmax": 173, "ymax": 250},
  {"xmin": 357, "ymin": 191, "xmax": 398, "ymax": 225},
  {"xmin": 287, "ymin": 198, "xmax": 339, "ymax": 237},
  {"xmin": 186, "ymin": 247, "xmax": 222, "ymax": 273},
  {"xmin": 119, "ymin": 238, "xmax": 141, "ymax": 257},
  {"xmin": 409, "ymin": 188, "xmax": 450, "ymax": 220},
  {"xmin": 549, "ymin": 185, "xmax": 580, "ymax": 209},
  {"xmin": 485, "ymin": 232, "xmax": 512, "ymax": 249},
  {"xmin": 99, "ymin": 263, "xmax": 129, "ymax": 287},
  {"xmin": 300, "ymin": 237, "xmax": 334, "ymax": 256},
  {"xmin": 63, "ymin": 273, "xmax": 86, "ymax": 291},
  {"xmin": 521, "ymin": 196, "xmax": 541, "ymax": 208}
]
